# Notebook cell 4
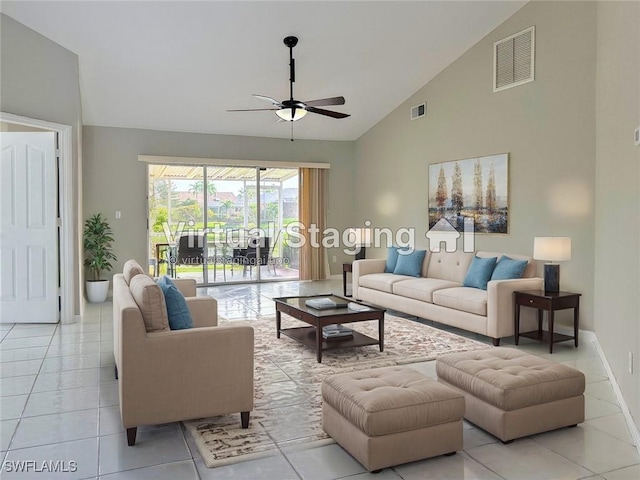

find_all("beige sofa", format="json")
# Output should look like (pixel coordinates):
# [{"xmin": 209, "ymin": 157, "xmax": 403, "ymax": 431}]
[
  {"xmin": 113, "ymin": 268, "xmax": 254, "ymax": 446},
  {"xmin": 353, "ymin": 250, "xmax": 542, "ymax": 345}
]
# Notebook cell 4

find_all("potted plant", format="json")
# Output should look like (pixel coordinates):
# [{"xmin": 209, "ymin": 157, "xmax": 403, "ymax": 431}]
[{"xmin": 83, "ymin": 213, "xmax": 117, "ymax": 303}]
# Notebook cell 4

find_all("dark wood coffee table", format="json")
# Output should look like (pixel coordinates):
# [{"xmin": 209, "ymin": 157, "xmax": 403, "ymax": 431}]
[{"xmin": 273, "ymin": 295, "xmax": 386, "ymax": 363}]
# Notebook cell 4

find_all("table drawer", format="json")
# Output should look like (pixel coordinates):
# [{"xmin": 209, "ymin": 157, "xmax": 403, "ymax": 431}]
[
  {"xmin": 277, "ymin": 304, "xmax": 303, "ymax": 320},
  {"xmin": 518, "ymin": 295, "xmax": 550, "ymax": 309}
]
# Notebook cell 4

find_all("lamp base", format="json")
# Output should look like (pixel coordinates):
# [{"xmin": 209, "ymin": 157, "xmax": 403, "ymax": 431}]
[
  {"xmin": 544, "ymin": 264, "xmax": 560, "ymax": 293},
  {"xmin": 355, "ymin": 247, "xmax": 366, "ymax": 261}
]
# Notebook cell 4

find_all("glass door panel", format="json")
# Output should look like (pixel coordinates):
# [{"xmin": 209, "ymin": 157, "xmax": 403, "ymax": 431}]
[
  {"xmin": 259, "ymin": 168, "xmax": 299, "ymax": 280},
  {"xmin": 149, "ymin": 164, "xmax": 299, "ymax": 285},
  {"xmin": 148, "ymin": 165, "xmax": 205, "ymax": 283},
  {"xmin": 205, "ymin": 166, "xmax": 258, "ymax": 283}
]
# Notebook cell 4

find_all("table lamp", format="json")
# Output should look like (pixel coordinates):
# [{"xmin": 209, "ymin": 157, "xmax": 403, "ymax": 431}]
[
  {"xmin": 533, "ymin": 237, "xmax": 571, "ymax": 293},
  {"xmin": 349, "ymin": 228, "xmax": 372, "ymax": 260}
]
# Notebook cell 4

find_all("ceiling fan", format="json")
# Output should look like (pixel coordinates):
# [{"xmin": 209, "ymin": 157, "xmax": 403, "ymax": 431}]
[{"xmin": 228, "ymin": 36, "xmax": 350, "ymax": 127}]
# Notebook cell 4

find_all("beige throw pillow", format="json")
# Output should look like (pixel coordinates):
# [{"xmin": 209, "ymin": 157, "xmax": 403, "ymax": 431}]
[
  {"xmin": 123, "ymin": 259, "xmax": 145, "ymax": 285},
  {"xmin": 129, "ymin": 274, "xmax": 170, "ymax": 332}
]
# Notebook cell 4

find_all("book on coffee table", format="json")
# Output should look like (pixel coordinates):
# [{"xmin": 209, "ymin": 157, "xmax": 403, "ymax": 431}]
[
  {"xmin": 322, "ymin": 324, "xmax": 353, "ymax": 339},
  {"xmin": 305, "ymin": 297, "xmax": 349, "ymax": 310}
]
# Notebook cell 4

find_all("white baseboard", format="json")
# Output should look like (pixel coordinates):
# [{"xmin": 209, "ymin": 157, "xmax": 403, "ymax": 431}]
[{"xmin": 581, "ymin": 330, "xmax": 640, "ymax": 453}]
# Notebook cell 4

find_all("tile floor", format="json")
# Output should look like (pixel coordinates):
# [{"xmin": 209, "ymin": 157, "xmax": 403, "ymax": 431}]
[{"xmin": 1, "ymin": 278, "xmax": 639, "ymax": 479}]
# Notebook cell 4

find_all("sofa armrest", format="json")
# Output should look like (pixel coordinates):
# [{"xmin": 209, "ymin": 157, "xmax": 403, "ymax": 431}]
[
  {"xmin": 487, "ymin": 277, "xmax": 544, "ymax": 339},
  {"xmin": 352, "ymin": 259, "xmax": 386, "ymax": 299},
  {"xmin": 185, "ymin": 296, "xmax": 218, "ymax": 327},
  {"xmin": 172, "ymin": 278, "xmax": 197, "ymax": 297},
  {"xmin": 120, "ymin": 323, "xmax": 254, "ymax": 427}
]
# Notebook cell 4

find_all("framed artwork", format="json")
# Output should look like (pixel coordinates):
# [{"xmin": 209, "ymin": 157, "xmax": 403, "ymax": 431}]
[{"xmin": 428, "ymin": 153, "xmax": 509, "ymax": 234}]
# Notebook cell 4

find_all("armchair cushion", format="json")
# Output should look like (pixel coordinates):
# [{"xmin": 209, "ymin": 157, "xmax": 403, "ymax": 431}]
[
  {"xmin": 129, "ymin": 274, "xmax": 170, "ymax": 332},
  {"xmin": 156, "ymin": 276, "xmax": 193, "ymax": 330},
  {"xmin": 123, "ymin": 259, "xmax": 145, "ymax": 285}
]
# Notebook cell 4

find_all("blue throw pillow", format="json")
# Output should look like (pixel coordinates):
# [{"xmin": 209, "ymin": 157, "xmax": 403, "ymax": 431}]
[
  {"xmin": 159, "ymin": 275, "xmax": 176, "ymax": 287},
  {"xmin": 491, "ymin": 256, "xmax": 528, "ymax": 281},
  {"xmin": 156, "ymin": 276, "xmax": 193, "ymax": 330},
  {"xmin": 463, "ymin": 256, "xmax": 498, "ymax": 290},
  {"xmin": 393, "ymin": 250, "xmax": 426, "ymax": 277},
  {"xmin": 384, "ymin": 247, "xmax": 401, "ymax": 273}
]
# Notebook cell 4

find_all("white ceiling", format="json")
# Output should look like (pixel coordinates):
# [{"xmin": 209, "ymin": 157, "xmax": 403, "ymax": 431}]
[{"xmin": 2, "ymin": 1, "xmax": 526, "ymax": 141}]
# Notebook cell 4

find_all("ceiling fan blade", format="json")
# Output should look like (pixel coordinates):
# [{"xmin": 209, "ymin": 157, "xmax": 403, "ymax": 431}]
[
  {"xmin": 306, "ymin": 106, "xmax": 350, "ymax": 119},
  {"xmin": 252, "ymin": 94, "xmax": 282, "ymax": 106},
  {"xmin": 302, "ymin": 96, "xmax": 346, "ymax": 107},
  {"xmin": 227, "ymin": 108, "xmax": 280, "ymax": 112}
]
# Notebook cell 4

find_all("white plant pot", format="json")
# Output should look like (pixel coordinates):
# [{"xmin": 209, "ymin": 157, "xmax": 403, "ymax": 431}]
[{"xmin": 86, "ymin": 280, "xmax": 110, "ymax": 303}]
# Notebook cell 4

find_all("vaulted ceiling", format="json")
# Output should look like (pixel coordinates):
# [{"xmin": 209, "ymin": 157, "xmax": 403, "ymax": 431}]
[{"xmin": 2, "ymin": 1, "xmax": 526, "ymax": 141}]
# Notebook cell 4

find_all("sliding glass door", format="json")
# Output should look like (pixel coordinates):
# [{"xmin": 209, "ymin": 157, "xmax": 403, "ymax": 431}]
[{"xmin": 148, "ymin": 164, "xmax": 299, "ymax": 285}]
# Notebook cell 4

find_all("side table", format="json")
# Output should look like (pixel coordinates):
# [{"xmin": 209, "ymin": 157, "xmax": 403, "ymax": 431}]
[
  {"xmin": 342, "ymin": 263, "xmax": 353, "ymax": 297},
  {"xmin": 514, "ymin": 290, "xmax": 581, "ymax": 354}
]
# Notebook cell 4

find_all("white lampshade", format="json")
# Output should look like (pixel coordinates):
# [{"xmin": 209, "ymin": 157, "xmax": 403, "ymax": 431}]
[
  {"xmin": 275, "ymin": 107, "xmax": 307, "ymax": 121},
  {"xmin": 533, "ymin": 237, "xmax": 571, "ymax": 262}
]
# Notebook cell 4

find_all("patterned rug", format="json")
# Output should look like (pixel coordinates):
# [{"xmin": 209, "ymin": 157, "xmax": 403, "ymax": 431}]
[{"xmin": 184, "ymin": 313, "xmax": 489, "ymax": 468}]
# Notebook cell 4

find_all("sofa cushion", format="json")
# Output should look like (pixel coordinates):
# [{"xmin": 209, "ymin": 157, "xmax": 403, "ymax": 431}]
[
  {"xmin": 432, "ymin": 287, "xmax": 488, "ymax": 316},
  {"xmin": 426, "ymin": 251, "xmax": 474, "ymax": 283},
  {"xmin": 393, "ymin": 250, "xmax": 426, "ymax": 277},
  {"xmin": 463, "ymin": 256, "xmax": 498, "ymax": 290},
  {"xmin": 129, "ymin": 274, "xmax": 170, "ymax": 332},
  {"xmin": 156, "ymin": 276, "xmax": 193, "ymax": 330},
  {"xmin": 123, "ymin": 259, "xmax": 145, "ymax": 285},
  {"xmin": 393, "ymin": 278, "xmax": 461, "ymax": 303},
  {"xmin": 359, "ymin": 273, "xmax": 414, "ymax": 294},
  {"xmin": 491, "ymin": 256, "xmax": 528, "ymax": 281}
]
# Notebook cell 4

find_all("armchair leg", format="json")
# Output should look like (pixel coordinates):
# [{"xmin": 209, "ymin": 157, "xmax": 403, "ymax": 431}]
[
  {"xmin": 126, "ymin": 427, "xmax": 137, "ymax": 446},
  {"xmin": 114, "ymin": 365, "xmax": 118, "ymax": 380},
  {"xmin": 492, "ymin": 338, "xmax": 500, "ymax": 346},
  {"xmin": 241, "ymin": 411, "xmax": 250, "ymax": 429}
]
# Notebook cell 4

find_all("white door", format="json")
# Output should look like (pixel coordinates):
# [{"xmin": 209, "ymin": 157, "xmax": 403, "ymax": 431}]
[{"xmin": 0, "ymin": 132, "xmax": 59, "ymax": 323}]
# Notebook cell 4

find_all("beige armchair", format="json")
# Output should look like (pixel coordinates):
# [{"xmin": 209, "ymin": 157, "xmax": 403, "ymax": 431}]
[{"xmin": 112, "ymin": 272, "xmax": 254, "ymax": 446}]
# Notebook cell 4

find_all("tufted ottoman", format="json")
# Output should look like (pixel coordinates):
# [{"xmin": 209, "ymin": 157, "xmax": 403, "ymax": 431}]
[
  {"xmin": 436, "ymin": 348, "xmax": 585, "ymax": 443},
  {"xmin": 321, "ymin": 366, "xmax": 464, "ymax": 472}
]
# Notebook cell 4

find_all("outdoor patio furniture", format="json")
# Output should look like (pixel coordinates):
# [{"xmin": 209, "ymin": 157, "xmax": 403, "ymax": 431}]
[{"xmin": 232, "ymin": 236, "xmax": 275, "ymax": 277}]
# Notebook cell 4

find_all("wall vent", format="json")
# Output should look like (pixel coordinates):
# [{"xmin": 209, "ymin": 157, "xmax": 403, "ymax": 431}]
[
  {"xmin": 493, "ymin": 26, "xmax": 535, "ymax": 92},
  {"xmin": 410, "ymin": 103, "xmax": 426, "ymax": 120}
]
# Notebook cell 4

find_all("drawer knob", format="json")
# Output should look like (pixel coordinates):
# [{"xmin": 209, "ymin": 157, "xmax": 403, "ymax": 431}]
[{"xmin": 529, "ymin": 299, "xmax": 534, "ymax": 303}]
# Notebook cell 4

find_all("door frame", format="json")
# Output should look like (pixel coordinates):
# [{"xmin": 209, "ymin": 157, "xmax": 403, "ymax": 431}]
[{"xmin": 1, "ymin": 112, "xmax": 75, "ymax": 324}]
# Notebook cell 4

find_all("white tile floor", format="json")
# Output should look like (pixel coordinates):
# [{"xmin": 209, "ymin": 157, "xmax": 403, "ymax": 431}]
[{"xmin": 1, "ymin": 278, "xmax": 639, "ymax": 479}]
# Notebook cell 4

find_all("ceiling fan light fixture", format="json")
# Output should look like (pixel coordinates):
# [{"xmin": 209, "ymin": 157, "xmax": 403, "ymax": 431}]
[{"xmin": 276, "ymin": 107, "xmax": 307, "ymax": 121}]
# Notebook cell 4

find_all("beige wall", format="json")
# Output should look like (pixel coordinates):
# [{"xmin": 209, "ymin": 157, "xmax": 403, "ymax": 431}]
[
  {"xmin": 594, "ymin": 1, "xmax": 640, "ymax": 428},
  {"xmin": 0, "ymin": 14, "xmax": 84, "ymax": 315},
  {"xmin": 354, "ymin": 1, "xmax": 597, "ymax": 331},
  {"xmin": 82, "ymin": 126, "xmax": 355, "ymax": 277}
]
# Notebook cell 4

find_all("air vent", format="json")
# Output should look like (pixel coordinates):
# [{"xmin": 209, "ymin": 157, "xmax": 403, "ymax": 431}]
[
  {"xmin": 410, "ymin": 103, "xmax": 426, "ymax": 120},
  {"xmin": 493, "ymin": 26, "xmax": 535, "ymax": 92}
]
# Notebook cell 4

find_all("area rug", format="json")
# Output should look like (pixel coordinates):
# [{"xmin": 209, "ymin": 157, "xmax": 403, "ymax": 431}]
[{"xmin": 184, "ymin": 313, "xmax": 489, "ymax": 468}]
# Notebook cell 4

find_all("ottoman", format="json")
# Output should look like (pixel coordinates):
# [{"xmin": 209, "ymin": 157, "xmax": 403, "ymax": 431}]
[
  {"xmin": 321, "ymin": 366, "xmax": 464, "ymax": 472},
  {"xmin": 436, "ymin": 348, "xmax": 585, "ymax": 443}
]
